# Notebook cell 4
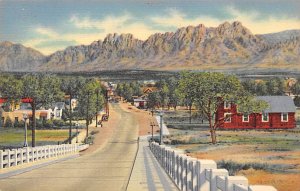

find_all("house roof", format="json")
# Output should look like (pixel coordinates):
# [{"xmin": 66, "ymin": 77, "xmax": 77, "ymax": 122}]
[
  {"xmin": 256, "ymin": 96, "xmax": 296, "ymax": 113},
  {"xmin": 51, "ymin": 102, "xmax": 65, "ymax": 110},
  {"xmin": 134, "ymin": 99, "xmax": 147, "ymax": 102}
]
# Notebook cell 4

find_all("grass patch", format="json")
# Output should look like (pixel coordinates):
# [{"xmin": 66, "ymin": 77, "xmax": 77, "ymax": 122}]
[
  {"xmin": 0, "ymin": 128, "xmax": 70, "ymax": 149},
  {"xmin": 217, "ymin": 160, "xmax": 295, "ymax": 175}
]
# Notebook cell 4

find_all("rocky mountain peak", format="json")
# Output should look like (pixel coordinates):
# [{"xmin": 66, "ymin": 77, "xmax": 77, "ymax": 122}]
[{"xmin": 1, "ymin": 21, "xmax": 299, "ymax": 72}]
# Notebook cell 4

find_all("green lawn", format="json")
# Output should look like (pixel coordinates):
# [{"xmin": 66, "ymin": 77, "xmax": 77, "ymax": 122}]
[{"xmin": 0, "ymin": 128, "xmax": 71, "ymax": 149}]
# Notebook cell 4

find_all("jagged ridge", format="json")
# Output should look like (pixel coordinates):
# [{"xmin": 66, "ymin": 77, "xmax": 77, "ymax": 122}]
[{"xmin": 1, "ymin": 21, "xmax": 299, "ymax": 72}]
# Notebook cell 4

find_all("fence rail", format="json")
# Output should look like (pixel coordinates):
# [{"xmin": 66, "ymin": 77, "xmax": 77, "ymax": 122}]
[
  {"xmin": 0, "ymin": 143, "xmax": 89, "ymax": 169},
  {"xmin": 150, "ymin": 142, "xmax": 277, "ymax": 191}
]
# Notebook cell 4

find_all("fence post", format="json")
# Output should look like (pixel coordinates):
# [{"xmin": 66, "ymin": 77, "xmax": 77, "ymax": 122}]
[
  {"xmin": 187, "ymin": 158, "xmax": 197, "ymax": 191},
  {"xmin": 194, "ymin": 160, "xmax": 217, "ymax": 191},
  {"xmin": 209, "ymin": 169, "xmax": 229, "ymax": 191},
  {"xmin": 8, "ymin": 150, "xmax": 11, "ymax": 167},
  {"xmin": 25, "ymin": 147, "xmax": 30, "ymax": 163},
  {"xmin": 20, "ymin": 149, "xmax": 23, "ymax": 165}
]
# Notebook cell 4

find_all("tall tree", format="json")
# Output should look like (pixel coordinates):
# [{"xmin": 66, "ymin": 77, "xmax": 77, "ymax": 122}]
[
  {"xmin": 147, "ymin": 91, "xmax": 161, "ymax": 110},
  {"xmin": 0, "ymin": 75, "xmax": 22, "ymax": 127},
  {"xmin": 21, "ymin": 74, "xmax": 62, "ymax": 147},
  {"xmin": 77, "ymin": 79, "xmax": 101, "ymax": 139},
  {"xmin": 178, "ymin": 71, "xmax": 197, "ymax": 123},
  {"xmin": 179, "ymin": 72, "xmax": 268, "ymax": 144},
  {"xmin": 166, "ymin": 77, "xmax": 181, "ymax": 110},
  {"xmin": 60, "ymin": 77, "xmax": 85, "ymax": 143}
]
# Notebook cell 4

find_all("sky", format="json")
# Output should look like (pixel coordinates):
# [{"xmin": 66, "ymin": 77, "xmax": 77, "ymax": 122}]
[{"xmin": 0, "ymin": 0, "xmax": 299, "ymax": 55}]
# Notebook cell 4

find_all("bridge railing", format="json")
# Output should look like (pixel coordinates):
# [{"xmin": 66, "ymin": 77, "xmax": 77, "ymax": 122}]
[
  {"xmin": 149, "ymin": 142, "xmax": 277, "ymax": 191},
  {"xmin": 0, "ymin": 143, "xmax": 89, "ymax": 169}
]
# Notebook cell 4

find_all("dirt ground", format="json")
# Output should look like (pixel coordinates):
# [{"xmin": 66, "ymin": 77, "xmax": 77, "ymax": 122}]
[{"xmin": 169, "ymin": 127, "xmax": 300, "ymax": 191}]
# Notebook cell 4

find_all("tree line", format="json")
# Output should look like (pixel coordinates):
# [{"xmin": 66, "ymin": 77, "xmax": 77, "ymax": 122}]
[
  {"xmin": 116, "ymin": 72, "xmax": 300, "ymax": 144},
  {"xmin": 0, "ymin": 74, "xmax": 106, "ymax": 147}
]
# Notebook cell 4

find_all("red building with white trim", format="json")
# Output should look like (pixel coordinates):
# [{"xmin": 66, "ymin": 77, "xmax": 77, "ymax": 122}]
[{"xmin": 216, "ymin": 96, "xmax": 296, "ymax": 129}]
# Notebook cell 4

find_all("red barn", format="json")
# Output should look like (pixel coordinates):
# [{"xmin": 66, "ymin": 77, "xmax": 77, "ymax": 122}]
[{"xmin": 216, "ymin": 96, "xmax": 296, "ymax": 129}]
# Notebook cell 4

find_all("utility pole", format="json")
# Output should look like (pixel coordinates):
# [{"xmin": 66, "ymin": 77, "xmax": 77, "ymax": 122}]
[
  {"xmin": 150, "ymin": 121, "xmax": 155, "ymax": 142},
  {"xmin": 95, "ymin": 89, "xmax": 99, "ymax": 127},
  {"xmin": 159, "ymin": 112, "xmax": 163, "ymax": 145},
  {"xmin": 86, "ymin": 92, "xmax": 90, "ymax": 139},
  {"xmin": 106, "ymin": 89, "xmax": 109, "ymax": 117}
]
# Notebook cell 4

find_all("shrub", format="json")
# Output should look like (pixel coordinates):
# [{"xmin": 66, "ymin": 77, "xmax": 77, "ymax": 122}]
[
  {"xmin": 14, "ymin": 120, "xmax": 25, "ymax": 128},
  {"xmin": 4, "ymin": 117, "xmax": 13, "ymax": 128},
  {"xmin": 84, "ymin": 135, "xmax": 95, "ymax": 145},
  {"xmin": 43, "ymin": 120, "xmax": 53, "ymax": 128},
  {"xmin": 216, "ymin": 160, "xmax": 290, "ymax": 175},
  {"xmin": 52, "ymin": 119, "xmax": 66, "ymax": 127}
]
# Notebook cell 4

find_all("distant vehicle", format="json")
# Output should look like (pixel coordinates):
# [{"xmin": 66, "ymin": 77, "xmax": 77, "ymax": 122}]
[{"xmin": 102, "ymin": 114, "xmax": 109, "ymax": 121}]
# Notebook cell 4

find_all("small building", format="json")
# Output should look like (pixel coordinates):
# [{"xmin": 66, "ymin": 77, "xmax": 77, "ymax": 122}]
[
  {"xmin": 50, "ymin": 102, "xmax": 65, "ymax": 119},
  {"xmin": 133, "ymin": 98, "xmax": 147, "ymax": 108},
  {"xmin": 216, "ymin": 96, "xmax": 296, "ymax": 129}
]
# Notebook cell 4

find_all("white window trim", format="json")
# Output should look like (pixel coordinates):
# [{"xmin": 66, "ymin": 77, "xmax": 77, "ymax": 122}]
[
  {"xmin": 242, "ymin": 114, "xmax": 249, "ymax": 122},
  {"xmin": 224, "ymin": 113, "xmax": 231, "ymax": 123},
  {"xmin": 224, "ymin": 101, "xmax": 231, "ymax": 109},
  {"xmin": 281, "ymin": 113, "xmax": 288, "ymax": 122},
  {"xmin": 262, "ymin": 113, "xmax": 269, "ymax": 122}
]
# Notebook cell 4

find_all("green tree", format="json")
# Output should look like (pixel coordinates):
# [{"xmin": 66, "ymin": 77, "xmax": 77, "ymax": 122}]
[
  {"xmin": 159, "ymin": 83, "xmax": 169, "ymax": 109},
  {"xmin": 4, "ymin": 116, "xmax": 13, "ymax": 128},
  {"xmin": 77, "ymin": 79, "xmax": 100, "ymax": 139},
  {"xmin": 21, "ymin": 74, "xmax": 63, "ymax": 147},
  {"xmin": 166, "ymin": 77, "xmax": 181, "ymax": 110},
  {"xmin": 255, "ymin": 82, "xmax": 268, "ymax": 96},
  {"xmin": 147, "ymin": 91, "xmax": 161, "ymax": 110},
  {"xmin": 130, "ymin": 82, "xmax": 142, "ymax": 96},
  {"xmin": 123, "ymin": 83, "xmax": 133, "ymax": 101},
  {"xmin": 266, "ymin": 78, "xmax": 284, "ymax": 95},
  {"xmin": 0, "ymin": 75, "xmax": 22, "ymax": 127},
  {"xmin": 179, "ymin": 72, "xmax": 268, "ymax": 144},
  {"xmin": 60, "ymin": 77, "xmax": 85, "ymax": 143},
  {"xmin": 178, "ymin": 71, "xmax": 198, "ymax": 123},
  {"xmin": 291, "ymin": 78, "xmax": 300, "ymax": 96}
]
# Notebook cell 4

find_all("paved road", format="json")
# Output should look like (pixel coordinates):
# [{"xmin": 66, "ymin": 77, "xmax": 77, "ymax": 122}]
[{"xmin": 0, "ymin": 104, "xmax": 139, "ymax": 191}]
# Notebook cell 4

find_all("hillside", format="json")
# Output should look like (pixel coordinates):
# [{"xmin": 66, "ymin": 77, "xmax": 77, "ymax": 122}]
[{"xmin": 1, "ymin": 21, "xmax": 299, "ymax": 72}]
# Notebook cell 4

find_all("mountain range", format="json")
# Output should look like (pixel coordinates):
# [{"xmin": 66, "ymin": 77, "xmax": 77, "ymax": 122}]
[{"xmin": 0, "ymin": 21, "xmax": 299, "ymax": 72}]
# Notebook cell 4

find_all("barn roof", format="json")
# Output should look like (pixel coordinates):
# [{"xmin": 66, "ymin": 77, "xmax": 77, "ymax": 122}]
[{"xmin": 256, "ymin": 96, "xmax": 296, "ymax": 113}]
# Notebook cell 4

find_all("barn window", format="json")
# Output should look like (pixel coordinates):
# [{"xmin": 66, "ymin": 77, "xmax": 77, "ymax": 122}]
[
  {"xmin": 262, "ymin": 113, "xmax": 269, "ymax": 122},
  {"xmin": 242, "ymin": 114, "xmax": 249, "ymax": 122},
  {"xmin": 281, "ymin": 113, "xmax": 288, "ymax": 122},
  {"xmin": 224, "ymin": 101, "xmax": 231, "ymax": 109},
  {"xmin": 224, "ymin": 113, "xmax": 231, "ymax": 123}
]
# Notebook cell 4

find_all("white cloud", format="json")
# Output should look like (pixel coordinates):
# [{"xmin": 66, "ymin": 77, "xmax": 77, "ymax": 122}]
[
  {"xmin": 151, "ymin": 9, "xmax": 222, "ymax": 28},
  {"xmin": 25, "ymin": 7, "xmax": 300, "ymax": 55},
  {"xmin": 151, "ymin": 7, "xmax": 300, "ymax": 34},
  {"xmin": 26, "ymin": 13, "xmax": 162, "ymax": 55},
  {"xmin": 225, "ymin": 6, "xmax": 300, "ymax": 34}
]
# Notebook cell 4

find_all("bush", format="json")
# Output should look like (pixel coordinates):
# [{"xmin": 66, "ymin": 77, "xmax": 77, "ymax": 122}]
[
  {"xmin": 4, "ymin": 117, "xmax": 13, "ymax": 128},
  {"xmin": 84, "ymin": 135, "xmax": 95, "ymax": 145},
  {"xmin": 216, "ymin": 160, "xmax": 290, "ymax": 175},
  {"xmin": 43, "ymin": 120, "xmax": 54, "ymax": 128},
  {"xmin": 14, "ymin": 120, "xmax": 25, "ymax": 128},
  {"xmin": 294, "ymin": 96, "xmax": 300, "ymax": 107},
  {"xmin": 52, "ymin": 119, "xmax": 66, "ymax": 127}
]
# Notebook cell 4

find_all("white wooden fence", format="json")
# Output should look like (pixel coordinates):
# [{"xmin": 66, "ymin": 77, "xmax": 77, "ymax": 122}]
[
  {"xmin": 0, "ymin": 143, "xmax": 89, "ymax": 169},
  {"xmin": 150, "ymin": 142, "xmax": 277, "ymax": 191}
]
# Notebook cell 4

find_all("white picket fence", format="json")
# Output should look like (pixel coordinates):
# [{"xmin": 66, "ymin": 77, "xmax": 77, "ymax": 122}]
[
  {"xmin": 150, "ymin": 142, "xmax": 277, "ymax": 191},
  {"xmin": 0, "ymin": 143, "xmax": 89, "ymax": 169}
]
